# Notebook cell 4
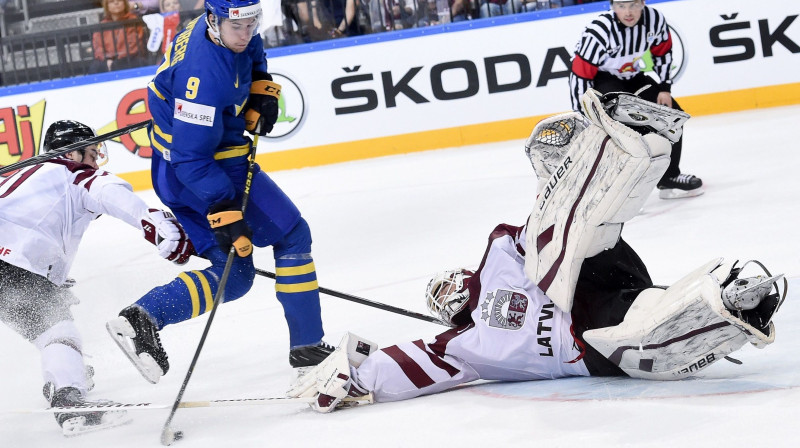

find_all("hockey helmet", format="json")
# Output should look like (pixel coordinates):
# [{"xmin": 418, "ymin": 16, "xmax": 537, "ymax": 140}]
[
  {"xmin": 43, "ymin": 120, "xmax": 108, "ymax": 166},
  {"xmin": 205, "ymin": 0, "xmax": 262, "ymax": 20},
  {"xmin": 205, "ymin": 0, "xmax": 262, "ymax": 42},
  {"xmin": 425, "ymin": 269, "xmax": 473, "ymax": 326}
]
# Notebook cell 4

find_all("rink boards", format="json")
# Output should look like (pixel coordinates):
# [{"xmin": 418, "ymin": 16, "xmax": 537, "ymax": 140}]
[{"xmin": 0, "ymin": 0, "xmax": 798, "ymax": 190}]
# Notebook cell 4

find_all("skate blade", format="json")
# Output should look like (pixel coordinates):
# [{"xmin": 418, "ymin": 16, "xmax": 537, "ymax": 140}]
[
  {"xmin": 106, "ymin": 320, "xmax": 163, "ymax": 384},
  {"xmin": 62, "ymin": 412, "xmax": 132, "ymax": 437},
  {"xmin": 658, "ymin": 187, "xmax": 704, "ymax": 199}
]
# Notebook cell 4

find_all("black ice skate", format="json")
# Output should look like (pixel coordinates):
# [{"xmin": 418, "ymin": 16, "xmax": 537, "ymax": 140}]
[
  {"xmin": 106, "ymin": 305, "xmax": 169, "ymax": 384},
  {"xmin": 50, "ymin": 387, "xmax": 131, "ymax": 437},
  {"xmin": 657, "ymin": 173, "xmax": 704, "ymax": 199},
  {"xmin": 290, "ymin": 341, "xmax": 335, "ymax": 374}
]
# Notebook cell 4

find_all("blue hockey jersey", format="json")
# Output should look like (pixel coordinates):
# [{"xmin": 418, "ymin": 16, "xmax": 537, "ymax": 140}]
[{"xmin": 147, "ymin": 15, "xmax": 268, "ymax": 212}]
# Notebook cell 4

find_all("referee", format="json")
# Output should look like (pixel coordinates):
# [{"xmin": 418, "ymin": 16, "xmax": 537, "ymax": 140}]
[{"xmin": 569, "ymin": 0, "xmax": 702, "ymax": 199}]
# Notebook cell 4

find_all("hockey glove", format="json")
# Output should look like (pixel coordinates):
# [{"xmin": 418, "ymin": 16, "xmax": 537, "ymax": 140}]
[
  {"xmin": 141, "ymin": 209, "xmax": 196, "ymax": 265},
  {"xmin": 244, "ymin": 71, "xmax": 281, "ymax": 136},
  {"xmin": 207, "ymin": 200, "xmax": 252, "ymax": 257}
]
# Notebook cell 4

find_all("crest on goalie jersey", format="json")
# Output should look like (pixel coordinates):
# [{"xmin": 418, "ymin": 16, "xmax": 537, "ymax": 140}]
[{"xmin": 481, "ymin": 290, "xmax": 528, "ymax": 330}]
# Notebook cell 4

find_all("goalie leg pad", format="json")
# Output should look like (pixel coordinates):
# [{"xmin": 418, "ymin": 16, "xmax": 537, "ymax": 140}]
[
  {"xmin": 287, "ymin": 332, "xmax": 377, "ymax": 413},
  {"xmin": 583, "ymin": 258, "xmax": 778, "ymax": 380},
  {"xmin": 524, "ymin": 96, "xmax": 671, "ymax": 312},
  {"xmin": 525, "ymin": 112, "xmax": 590, "ymax": 194}
]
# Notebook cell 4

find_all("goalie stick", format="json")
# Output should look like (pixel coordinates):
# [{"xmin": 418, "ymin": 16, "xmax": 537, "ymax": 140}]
[
  {"xmin": 254, "ymin": 268, "xmax": 449, "ymax": 326},
  {"xmin": 9, "ymin": 394, "xmax": 374, "ymax": 414},
  {"xmin": 0, "ymin": 119, "xmax": 151, "ymax": 175}
]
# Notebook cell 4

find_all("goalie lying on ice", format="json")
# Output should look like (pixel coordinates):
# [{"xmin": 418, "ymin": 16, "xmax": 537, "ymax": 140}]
[{"xmin": 287, "ymin": 90, "xmax": 787, "ymax": 412}]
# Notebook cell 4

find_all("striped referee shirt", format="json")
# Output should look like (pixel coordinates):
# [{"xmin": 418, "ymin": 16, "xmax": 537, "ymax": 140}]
[{"xmin": 569, "ymin": 5, "xmax": 673, "ymax": 111}]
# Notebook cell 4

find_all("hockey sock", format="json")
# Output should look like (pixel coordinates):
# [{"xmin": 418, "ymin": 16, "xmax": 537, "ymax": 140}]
[{"xmin": 275, "ymin": 255, "xmax": 324, "ymax": 347}]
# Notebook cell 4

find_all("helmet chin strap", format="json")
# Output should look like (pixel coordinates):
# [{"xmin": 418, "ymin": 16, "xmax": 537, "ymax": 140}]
[{"xmin": 206, "ymin": 13, "xmax": 227, "ymax": 48}]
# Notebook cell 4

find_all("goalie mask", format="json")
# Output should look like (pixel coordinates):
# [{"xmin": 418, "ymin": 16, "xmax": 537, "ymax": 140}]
[
  {"xmin": 599, "ymin": 91, "xmax": 690, "ymax": 143},
  {"xmin": 426, "ymin": 269, "xmax": 473, "ymax": 326},
  {"xmin": 43, "ymin": 120, "xmax": 108, "ymax": 167},
  {"xmin": 205, "ymin": 0, "xmax": 262, "ymax": 49}
]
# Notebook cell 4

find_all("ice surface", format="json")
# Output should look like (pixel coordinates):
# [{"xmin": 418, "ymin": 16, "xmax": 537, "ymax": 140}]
[{"xmin": 2, "ymin": 106, "xmax": 799, "ymax": 447}]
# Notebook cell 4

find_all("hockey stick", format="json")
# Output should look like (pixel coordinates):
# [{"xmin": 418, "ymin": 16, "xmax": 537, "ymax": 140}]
[
  {"xmin": 254, "ymin": 268, "xmax": 448, "ymax": 326},
  {"xmin": 0, "ymin": 119, "xmax": 151, "ymax": 176},
  {"xmin": 160, "ymin": 136, "xmax": 260, "ymax": 446},
  {"xmin": 11, "ymin": 394, "xmax": 373, "ymax": 414}
]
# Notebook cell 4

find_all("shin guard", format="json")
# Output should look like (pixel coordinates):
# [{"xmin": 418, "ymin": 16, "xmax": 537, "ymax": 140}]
[{"xmin": 525, "ymin": 89, "xmax": 671, "ymax": 312}]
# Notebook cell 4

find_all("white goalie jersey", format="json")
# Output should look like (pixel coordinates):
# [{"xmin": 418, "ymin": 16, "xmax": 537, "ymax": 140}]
[
  {"xmin": 0, "ymin": 159, "xmax": 148, "ymax": 286},
  {"xmin": 351, "ymin": 225, "xmax": 589, "ymax": 403}
]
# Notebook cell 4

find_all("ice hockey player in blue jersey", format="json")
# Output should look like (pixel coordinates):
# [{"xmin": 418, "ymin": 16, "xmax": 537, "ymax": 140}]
[{"xmin": 106, "ymin": 0, "xmax": 333, "ymax": 384}]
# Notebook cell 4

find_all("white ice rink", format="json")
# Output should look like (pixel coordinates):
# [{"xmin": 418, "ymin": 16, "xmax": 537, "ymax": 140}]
[{"xmin": 2, "ymin": 105, "xmax": 799, "ymax": 447}]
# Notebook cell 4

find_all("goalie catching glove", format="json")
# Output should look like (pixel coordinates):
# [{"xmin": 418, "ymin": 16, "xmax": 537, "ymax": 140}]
[
  {"xmin": 207, "ymin": 200, "xmax": 252, "ymax": 257},
  {"xmin": 244, "ymin": 71, "xmax": 281, "ymax": 136},
  {"xmin": 140, "ymin": 209, "xmax": 195, "ymax": 264}
]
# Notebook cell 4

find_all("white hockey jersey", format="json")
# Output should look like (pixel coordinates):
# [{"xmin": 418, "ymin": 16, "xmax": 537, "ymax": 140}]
[
  {"xmin": 0, "ymin": 159, "xmax": 148, "ymax": 286},
  {"xmin": 353, "ymin": 224, "xmax": 589, "ymax": 403}
]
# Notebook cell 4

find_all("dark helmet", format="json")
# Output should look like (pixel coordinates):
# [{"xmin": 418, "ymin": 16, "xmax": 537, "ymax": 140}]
[
  {"xmin": 42, "ymin": 120, "xmax": 108, "ymax": 166},
  {"xmin": 43, "ymin": 120, "xmax": 95, "ymax": 153}
]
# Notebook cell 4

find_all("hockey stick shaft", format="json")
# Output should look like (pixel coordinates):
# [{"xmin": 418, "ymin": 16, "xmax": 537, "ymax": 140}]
[
  {"xmin": 13, "ymin": 395, "xmax": 373, "ymax": 414},
  {"xmin": 160, "ymin": 136, "xmax": 260, "ymax": 445},
  {"xmin": 254, "ymin": 268, "xmax": 447, "ymax": 326},
  {"xmin": 0, "ymin": 119, "xmax": 151, "ymax": 175}
]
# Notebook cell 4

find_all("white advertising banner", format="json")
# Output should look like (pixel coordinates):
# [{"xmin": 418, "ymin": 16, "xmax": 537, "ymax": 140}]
[{"xmin": 0, "ymin": 0, "xmax": 797, "ymax": 180}]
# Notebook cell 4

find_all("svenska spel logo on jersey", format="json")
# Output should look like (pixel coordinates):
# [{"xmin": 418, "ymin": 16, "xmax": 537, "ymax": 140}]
[{"xmin": 265, "ymin": 73, "xmax": 305, "ymax": 139}]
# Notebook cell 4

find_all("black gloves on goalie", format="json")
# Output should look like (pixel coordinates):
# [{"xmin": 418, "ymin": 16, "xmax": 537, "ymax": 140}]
[
  {"xmin": 207, "ymin": 200, "xmax": 253, "ymax": 257},
  {"xmin": 244, "ymin": 71, "xmax": 281, "ymax": 136}
]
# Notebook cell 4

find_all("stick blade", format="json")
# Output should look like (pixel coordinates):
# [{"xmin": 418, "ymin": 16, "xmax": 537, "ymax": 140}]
[{"xmin": 161, "ymin": 427, "xmax": 183, "ymax": 445}]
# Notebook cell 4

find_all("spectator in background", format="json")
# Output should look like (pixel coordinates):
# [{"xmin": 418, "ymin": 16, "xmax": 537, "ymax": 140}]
[
  {"xmin": 385, "ymin": 0, "xmax": 417, "ymax": 30},
  {"xmin": 129, "ymin": 0, "xmax": 160, "ymax": 14},
  {"xmin": 327, "ymin": 0, "xmax": 360, "ymax": 37},
  {"xmin": 161, "ymin": 0, "xmax": 193, "ymax": 30},
  {"xmin": 415, "ymin": 0, "xmax": 439, "ymax": 26},
  {"xmin": 90, "ymin": 0, "xmax": 147, "ymax": 73},
  {"xmin": 449, "ymin": 0, "xmax": 471, "ymax": 21},
  {"xmin": 285, "ymin": 0, "xmax": 329, "ymax": 41},
  {"xmin": 161, "ymin": 0, "xmax": 182, "ymax": 13},
  {"xmin": 180, "ymin": 0, "xmax": 205, "ymax": 10},
  {"xmin": 518, "ymin": 0, "xmax": 547, "ymax": 11},
  {"xmin": 479, "ymin": 0, "xmax": 522, "ymax": 18}
]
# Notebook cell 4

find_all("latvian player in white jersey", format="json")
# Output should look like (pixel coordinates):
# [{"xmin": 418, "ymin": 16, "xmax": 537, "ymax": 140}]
[
  {"xmin": 288, "ymin": 90, "xmax": 787, "ymax": 412},
  {"xmin": 0, "ymin": 120, "xmax": 193, "ymax": 435}
]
